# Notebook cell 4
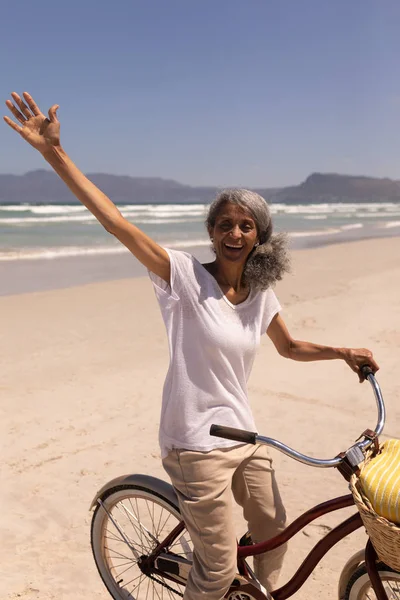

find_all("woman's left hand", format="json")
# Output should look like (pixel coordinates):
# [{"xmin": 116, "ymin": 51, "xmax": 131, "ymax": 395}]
[{"xmin": 342, "ymin": 348, "xmax": 379, "ymax": 382}]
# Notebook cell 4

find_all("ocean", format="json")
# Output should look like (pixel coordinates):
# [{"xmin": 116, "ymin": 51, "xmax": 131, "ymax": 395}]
[
  {"xmin": 1, "ymin": 201, "xmax": 400, "ymax": 295},
  {"xmin": 1, "ymin": 201, "xmax": 400, "ymax": 262}
]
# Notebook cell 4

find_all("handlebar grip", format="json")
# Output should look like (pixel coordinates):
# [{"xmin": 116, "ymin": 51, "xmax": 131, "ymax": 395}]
[
  {"xmin": 210, "ymin": 424, "xmax": 257, "ymax": 444},
  {"xmin": 361, "ymin": 364, "xmax": 374, "ymax": 379}
]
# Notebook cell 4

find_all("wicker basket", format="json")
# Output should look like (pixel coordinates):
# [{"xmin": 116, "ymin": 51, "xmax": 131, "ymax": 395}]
[{"xmin": 350, "ymin": 472, "xmax": 400, "ymax": 571}]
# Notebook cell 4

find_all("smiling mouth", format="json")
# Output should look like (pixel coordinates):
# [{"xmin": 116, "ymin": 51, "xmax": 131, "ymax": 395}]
[{"xmin": 224, "ymin": 243, "xmax": 243, "ymax": 250}]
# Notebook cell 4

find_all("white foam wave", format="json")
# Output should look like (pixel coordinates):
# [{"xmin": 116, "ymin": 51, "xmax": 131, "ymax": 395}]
[
  {"xmin": 383, "ymin": 221, "xmax": 400, "ymax": 229},
  {"xmin": 271, "ymin": 202, "xmax": 400, "ymax": 215},
  {"xmin": 123, "ymin": 211, "xmax": 205, "ymax": 219},
  {"xmin": 0, "ymin": 245, "xmax": 129, "ymax": 261},
  {"xmin": 0, "ymin": 214, "xmax": 97, "ymax": 224},
  {"xmin": 290, "ymin": 228, "xmax": 341, "ymax": 238},
  {"xmin": 0, "ymin": 205, "xmax": 33, "ymax": 212},
  {"xmin": 29, "ymin": 205, "xmax": 88, "ymax": 214},
  {"xmin": 0, "ymin": 238, "xmax": 211, "ymax": 262},
  {"xmin": 134, "ymin": 218, "xmax": 201, "ymax": 225},
  {"xmin": 340, "ymin": 223, "xmax": 363, "ymax": 230},
  {"xmin": 166, "ymin": 238, "xmax": 210, "ymax": 249},
  {"xmin": 2, "ymin": 202, "xmax": 400, "ymax": 224},
  {"xmin": 354, "ymin": 211, "xmax": 400, "ymax": 219},
  {"xmin": 304, "ymin": 215, "xmax": 328, "ymax": 220},
  {"xmin": 121, "ymin": 208, "xmax": 206, "ymax": 218}
]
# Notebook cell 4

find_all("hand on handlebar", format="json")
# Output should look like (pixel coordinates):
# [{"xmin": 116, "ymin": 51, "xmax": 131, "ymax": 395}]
[
  {"xmin": 343, "ymin": 348, "xmax": 379, "ymax": 383},
  {"xmin": 4, "ymin": 92, "xmax": 60, "ymax": 154}
]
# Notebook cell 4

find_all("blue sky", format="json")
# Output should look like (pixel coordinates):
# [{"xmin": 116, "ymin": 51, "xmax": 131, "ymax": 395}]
[{"xmin": 1, "ymin": 0, "xmax": 400, "ymax": 187}]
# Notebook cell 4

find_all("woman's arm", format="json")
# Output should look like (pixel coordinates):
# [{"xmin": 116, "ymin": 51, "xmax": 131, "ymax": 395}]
[
  {"xmin": 267, "ymin": 313, "xmax": 379, "ymax": 382},
  {"xmin": 4, "ymin": 92, "xmax": 170, "ymax": 282}
]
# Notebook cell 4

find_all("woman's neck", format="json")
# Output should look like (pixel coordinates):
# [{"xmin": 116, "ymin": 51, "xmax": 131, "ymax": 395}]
[{"xmin": 208, "ymin": 260, "xmax": 246, "ymax": 292}]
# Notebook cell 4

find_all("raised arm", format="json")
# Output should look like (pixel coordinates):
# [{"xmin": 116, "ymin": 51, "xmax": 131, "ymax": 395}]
[
  {"xmin": 4, "ymin": 92, "xmax": 170, "ymax": 283},
  {"xmin": 267, "ymin": 313, "xmax": 379, "ymax": 382}
]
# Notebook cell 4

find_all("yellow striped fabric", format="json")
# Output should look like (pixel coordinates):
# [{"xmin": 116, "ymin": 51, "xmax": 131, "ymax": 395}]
[{"xmin": 359, "ymin": 439, "xmax": 400, "ymax": 525}]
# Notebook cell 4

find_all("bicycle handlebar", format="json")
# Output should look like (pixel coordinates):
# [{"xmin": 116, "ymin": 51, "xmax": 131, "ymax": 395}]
[{"xmin": 210, "ymin": 366, "xmax": 385, "ymax": 468}]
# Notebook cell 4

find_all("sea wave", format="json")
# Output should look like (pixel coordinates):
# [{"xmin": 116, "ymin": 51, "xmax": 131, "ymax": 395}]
[
  {"xmin": 1, "ymin": 201, "xmax": 400, "ymax": 233},
  {"xmin": 0, "ymin": 214, "xmax": 98, "ymax": 224},
  {"xmin": 383, "ymin": 221, "xmax": 400, "ymax": 229},
  {"xmin": 271, "ymin": 202, "xmax": 400, "ymax": 215},
  {"xmin": 0, "ymin": 215, "xmax": 203, "ymax": 226},
  {"xmin": 340, "ymin": 223, "xmax": 363, "ymax": 230},
  {"xmin": 0, "ymin": 238, "xmax": 211, "ymax": 261},
  {"xmin": 290, "ymin": 228, "xmax": 342, "ymax": 237}
]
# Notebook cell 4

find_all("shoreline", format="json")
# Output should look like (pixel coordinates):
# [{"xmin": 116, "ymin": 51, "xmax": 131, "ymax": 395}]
[{"xmin": 1, "ymin": 226, "xmax": 399, "ymax": 296}]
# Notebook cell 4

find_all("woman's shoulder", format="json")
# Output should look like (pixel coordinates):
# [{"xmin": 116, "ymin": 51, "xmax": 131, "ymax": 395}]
[{"xmin": 165, "ymin": 249, "xmax": 210, "ymax": 284}]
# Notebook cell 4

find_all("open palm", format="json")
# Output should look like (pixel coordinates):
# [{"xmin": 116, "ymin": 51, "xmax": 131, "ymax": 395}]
[{"xmin": 4, "ymin": 92, "xmax": 60, "ymax": 153}]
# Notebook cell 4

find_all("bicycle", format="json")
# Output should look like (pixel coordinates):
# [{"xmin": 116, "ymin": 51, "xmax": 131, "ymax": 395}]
[{"xmin": 90, "ymin": 366, "xmax": 400, "ymax": 600}]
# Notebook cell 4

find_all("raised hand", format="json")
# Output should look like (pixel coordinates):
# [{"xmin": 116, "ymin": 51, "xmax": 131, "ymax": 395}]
[{"xmin": 4, "ymin": 92, "xmax": 60, "ymax": 154}]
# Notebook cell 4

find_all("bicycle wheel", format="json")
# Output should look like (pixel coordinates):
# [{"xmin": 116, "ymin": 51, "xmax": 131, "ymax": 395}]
[
  {"xmin": 344, "ymin": 562, "xmax": 400, "ymax": 600},
  {"xmin": 91, "ymin": 484, "xmax": 192, "ymax": 599}
]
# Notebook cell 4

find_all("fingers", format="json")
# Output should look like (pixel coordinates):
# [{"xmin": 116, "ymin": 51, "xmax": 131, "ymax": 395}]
[
  {"xmin": 4, "ymin": 92, "xmax": 44, "ymax": 128},
  {"xmin": 22, "ymin": 92, "xmax": 42, "ymax": 116},
  {"xmin": 5, "ymin": 98, "xmax": 26, "ymax": 124},
  {"xmin": 48, "ymin": 104, "xmax": 59, "ymax": 123},
  {"xmin": 3, "ymin": 115, "xmax": 23, "ymax": 134},
  {"xmin": 345, "ymin": 347, "xmax": 379, "ymax": 382},
  {"xmin": 370, "ymin": 358, "xmax": 380, "ymax": 373},
  {"xmin": 11, "ymin": 92, "xmax": 32, "ymax": 120}
]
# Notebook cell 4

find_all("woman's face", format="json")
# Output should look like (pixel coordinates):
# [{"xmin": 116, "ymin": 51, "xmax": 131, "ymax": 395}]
[{"xmin": 209, "ymin": 203, "xmax": 259, "ymax": 266}]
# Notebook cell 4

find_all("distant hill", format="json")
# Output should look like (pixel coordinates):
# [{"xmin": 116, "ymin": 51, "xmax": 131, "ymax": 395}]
[
  {"xmin": 264, "ymin": 173, "xmax": 400, "ymax": 204},
  {"xmin": 1, "ymin": 170, "xmax": 400, "ymax": 204}
]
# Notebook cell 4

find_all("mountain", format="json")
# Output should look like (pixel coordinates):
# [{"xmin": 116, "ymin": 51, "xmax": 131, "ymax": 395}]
[
  {"xmin": 263, "ymin": 173, "xmax": 400, "ymax": 204},
  {"xmin": 1, "ymin": 170, "xmax": 400, "ymax": 204}
]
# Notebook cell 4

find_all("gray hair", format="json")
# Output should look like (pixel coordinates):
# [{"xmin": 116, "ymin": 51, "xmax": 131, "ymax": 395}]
[{"xmin": 206, "ymin": 189, "xmax": 290, "ymax": 291}]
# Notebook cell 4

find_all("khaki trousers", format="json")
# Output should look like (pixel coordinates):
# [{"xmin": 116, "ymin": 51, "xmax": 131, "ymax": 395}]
[{"xmin": 162, "ymin": 444, "xmax": 287, "ymax": 600}]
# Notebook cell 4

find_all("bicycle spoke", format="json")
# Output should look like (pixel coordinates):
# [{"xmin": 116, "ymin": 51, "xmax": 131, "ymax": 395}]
[
  {"xmin": 145, "ymin": 577, "xmax": 151, "ymax": 600},
  {"xmin": 104, "ymin": 545, "xmax": 136, "ymax": 562},
  {"xmin": 130, "ymin": 573, "xmax": 144, "ymax": 599},
  {"xmin": 157, "ymin": 511, "xmax": 173, "ymax": 539},
  {"xmin": 120, "ymin": 573, "xmax": 142, "ymax": 589},
  {"xmin": 119, "ymin": 500, "xmax": 158, "ymax": 546},
  {"xmin": 155, "ymin": 505, "xmax": 165, "ymax": 539},
  {"xmin": 153, "ymin": 582, "xmax": 162, "ymax": 600},
  {"xmin": 115, "ymin": 563, "xmax": 137, "ymax": 579},
  {"xmin": 146, "ymin": 499, "xmax": 158, "ymax": 536},
  {"xmin": 113, "ymin": 560, "xmax": 137, "ymax": 569},
  {"xmin": 134, "ymin": 497, "xmax": 146, "ymax": 550},
  {"xmin": 116, "ymin": 502, "xmax": 152, "ymax": 551}
]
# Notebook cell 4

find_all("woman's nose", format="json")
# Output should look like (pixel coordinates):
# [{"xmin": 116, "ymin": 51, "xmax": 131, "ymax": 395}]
[{"xmin": 230, "ymin": 225, "xmax": 241, "ymax": 238}]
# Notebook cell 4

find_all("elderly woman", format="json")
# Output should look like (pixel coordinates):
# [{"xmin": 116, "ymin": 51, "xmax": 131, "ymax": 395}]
[{"xmin": 4, "ymin": 93, "xmax": 379, "ymax": 599}]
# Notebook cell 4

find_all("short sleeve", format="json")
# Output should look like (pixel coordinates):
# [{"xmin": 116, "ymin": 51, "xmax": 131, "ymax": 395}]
[
  {"xmin": 148, "ymin": 249, "xmax": 194, "ymax": 304},
  {"xmin": 261, "ymin": 288, "xmax": 282, "ymax": 333}
]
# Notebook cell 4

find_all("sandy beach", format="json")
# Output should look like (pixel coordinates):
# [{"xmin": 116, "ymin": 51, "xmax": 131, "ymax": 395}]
[{"xmin": 1, "ymin": 236, "xmax": 399, "ymax": 600}]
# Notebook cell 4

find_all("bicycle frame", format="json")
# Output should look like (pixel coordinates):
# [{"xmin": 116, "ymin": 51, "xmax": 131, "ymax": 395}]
[{"xmin": 143, "ymin": 492, "xmax": 390, "ymax": 600}]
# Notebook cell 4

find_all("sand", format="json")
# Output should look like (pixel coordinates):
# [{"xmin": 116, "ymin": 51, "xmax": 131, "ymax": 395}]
[{"xmin": 1, "ymin": 237, "xmax": 399, "ymax": 599}]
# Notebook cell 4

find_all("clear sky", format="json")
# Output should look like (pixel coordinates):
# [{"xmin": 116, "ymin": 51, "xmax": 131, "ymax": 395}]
[{"xmin": 1, "ymin": 0, "xmax": 400, "ymax": 187}]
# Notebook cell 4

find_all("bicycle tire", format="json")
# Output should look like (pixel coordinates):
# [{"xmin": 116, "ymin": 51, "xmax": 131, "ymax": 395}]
[
  {"xmin": 91, "ymin": 483, "xmax": 192, "ymax": 599},
  {"xmin": 344, "ymin": 561, "xmax": 400, "ymax": 600}
]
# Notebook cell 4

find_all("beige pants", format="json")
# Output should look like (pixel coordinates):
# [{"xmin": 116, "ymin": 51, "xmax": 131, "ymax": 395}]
[{"xmin": 163, "ymin": 444, "xmax": 287, "ymax": 600}]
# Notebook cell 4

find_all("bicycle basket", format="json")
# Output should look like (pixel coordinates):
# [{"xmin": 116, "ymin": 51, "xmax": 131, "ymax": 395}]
[{"xmin": 350, "ymin": 439, "xmax": 400, "ymax": 571}]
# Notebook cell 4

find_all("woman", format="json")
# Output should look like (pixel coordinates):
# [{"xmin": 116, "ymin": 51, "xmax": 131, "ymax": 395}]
[{"xmin": 4, "ymin": 93, "xmax": 379, "ymax": 599}]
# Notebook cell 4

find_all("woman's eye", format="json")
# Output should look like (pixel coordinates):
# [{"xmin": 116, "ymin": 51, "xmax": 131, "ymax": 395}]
[{"xmin": 219, "ymin": 222, "xmax": 231, "ymax": 230}]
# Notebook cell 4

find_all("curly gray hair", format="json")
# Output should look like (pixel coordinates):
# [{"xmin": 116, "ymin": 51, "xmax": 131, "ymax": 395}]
[{"xmin": 206, "ymin": 189, "xmax": 290, "ymax": 291}]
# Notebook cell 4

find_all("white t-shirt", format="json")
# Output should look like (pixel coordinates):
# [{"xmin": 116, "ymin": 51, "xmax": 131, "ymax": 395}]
[{"xmin": 149, "ymin": 249, "xmax": 281, "ymax": 458}]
